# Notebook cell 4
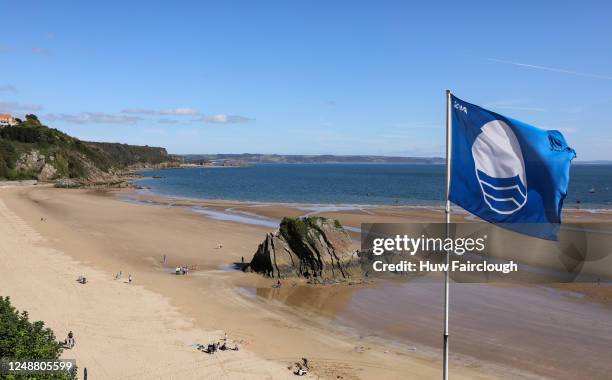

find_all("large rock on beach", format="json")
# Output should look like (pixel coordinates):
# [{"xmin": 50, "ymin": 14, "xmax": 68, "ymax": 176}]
[{"xmin": 245, "ymin": 217, "xmax": 357, "ymax": 280}]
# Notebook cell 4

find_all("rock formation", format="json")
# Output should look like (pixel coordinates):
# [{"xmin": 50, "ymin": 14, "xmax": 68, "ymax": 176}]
[
  {"xmin": 245, "ymin": 217, "xmax": 358, "ymax": 280},
  {"xmin": 38, "ymin": 163, "xmax": 57, "ymax": 181},
  {"xmin": 15, "ymin": 150, "xmax": 48, "ymax": 179}
]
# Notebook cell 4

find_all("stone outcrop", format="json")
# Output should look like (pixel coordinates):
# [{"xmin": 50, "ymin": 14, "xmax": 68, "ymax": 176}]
[
  {"xmin": 38, "ymin": 163, "xmax": 57, "ymax": 181},
  {"xmin": 15, "ymin": 150, "xmax": 58, "ymax": 181},
  {"xmin": 15, "ymin": 150, "xmax": 46, "ymax": 173},
  {"xmin": 245, "ymin": 217, "xmax": 358, "ymax": 280}
]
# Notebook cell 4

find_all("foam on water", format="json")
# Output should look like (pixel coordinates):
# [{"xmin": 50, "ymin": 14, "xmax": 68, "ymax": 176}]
[{"xmin": 191, "ymin": 206, "xmax": 280, "ymax": 229}]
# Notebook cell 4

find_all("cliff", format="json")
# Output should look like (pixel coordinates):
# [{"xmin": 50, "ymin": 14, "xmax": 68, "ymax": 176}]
[
  {"xmin": 245, "ymin": 217, "xmax": 359, "ymax": 281},
  {"xmin": 0, "ymin": 115, "xmax": 180, "ymax": 185},
  {"xmin": 84, "ymin": 142, "xmax": 181, "ymax": 169}
]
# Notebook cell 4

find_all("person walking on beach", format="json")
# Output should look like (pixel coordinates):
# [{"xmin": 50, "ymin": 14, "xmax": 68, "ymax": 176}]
[
  {"xmin": 128, "ymin": 274, "xmax": 132, "ymax": 284},
  {"xmin": 67, "ymin": 331, "xmax": 75, "ymax": 348},
  {"xmin": 162, "ymin": 254, "xmax": 166, "ymax": 264}
]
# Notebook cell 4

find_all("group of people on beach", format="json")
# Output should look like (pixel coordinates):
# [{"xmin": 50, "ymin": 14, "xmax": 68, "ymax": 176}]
[
  {"xmin": 162, "ymin": 254, "xmax": 189, "ymax": 275},
  {"xmin": 199, "ymin": 341, "xmax": 239, "ymax": 354},
  {"xmin": 114, "ymin": 271, "xmax": 133, "ymax": 283},
  {"xmin": 195, "ymin": 333, "xmax": 239, "ymax": 354}
]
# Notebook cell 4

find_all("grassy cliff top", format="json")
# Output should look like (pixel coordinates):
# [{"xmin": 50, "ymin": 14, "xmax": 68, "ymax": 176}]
[{"xmin": 0, "ymin": 114, "xmax": 176, "ymax": 181}]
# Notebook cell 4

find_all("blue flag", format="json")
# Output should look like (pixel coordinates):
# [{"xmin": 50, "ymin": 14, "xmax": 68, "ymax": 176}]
[{"xmin": 449, "ymin": 95, "xmax": 576, "ymax": 240}]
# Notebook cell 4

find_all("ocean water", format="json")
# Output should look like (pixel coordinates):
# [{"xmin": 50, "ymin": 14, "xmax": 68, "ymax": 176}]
[{"xmin": 136, "ymin": 164, "xmax": 612, "ymax": 208}]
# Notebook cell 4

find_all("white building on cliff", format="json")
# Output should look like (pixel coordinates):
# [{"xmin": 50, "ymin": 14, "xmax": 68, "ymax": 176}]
[{"xmin": 0, "ymin": 114, "xmax": 17, "ymax": 127}]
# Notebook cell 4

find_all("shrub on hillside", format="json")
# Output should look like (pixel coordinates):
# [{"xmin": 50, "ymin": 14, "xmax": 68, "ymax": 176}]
[
  {"xmin": 0, "ymin": 296, "xmax": 75, "ymax": 379},
  {"xmin": 0, "ymin": 138, "xmax": 17, "ymax": 179}
]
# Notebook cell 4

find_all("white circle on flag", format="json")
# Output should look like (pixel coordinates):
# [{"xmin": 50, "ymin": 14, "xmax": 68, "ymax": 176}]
[{"xmin": 472, "ymin": 120, "xmax": 527, "ymax": 214}]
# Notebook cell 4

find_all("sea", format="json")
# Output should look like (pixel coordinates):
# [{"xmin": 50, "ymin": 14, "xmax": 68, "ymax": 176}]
[{"xmin": 135, "ymin": 163, "xmax": 612, "ymax": 209}]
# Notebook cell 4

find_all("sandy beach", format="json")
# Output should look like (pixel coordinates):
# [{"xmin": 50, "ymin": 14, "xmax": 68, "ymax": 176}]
[
  {"xmin": 0, "ymin": 185, "xmax": 501, "ymax": 379},
  {"xmin": 0, "ymin": 191, "xmax": 293, "ymax": 379},
  {"xmin": 1, "ymin": 185, "xmax": 611, "ymax": 379}
]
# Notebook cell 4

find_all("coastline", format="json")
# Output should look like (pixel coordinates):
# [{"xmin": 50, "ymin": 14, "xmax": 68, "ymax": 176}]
[
  {"xmin": 1, "ymin": 185, "xmax": 497, "ymax": 379},
  {"xmin": 5, "ymin": 3, "xmax": 611, "ymax": 380},
  {"xmin": 121, "ymin": 186, "xmax": 612, "ymax": 230},
  {"xmin": 2, "ymin": 185, "xmax": 611, "ymax": 379}
]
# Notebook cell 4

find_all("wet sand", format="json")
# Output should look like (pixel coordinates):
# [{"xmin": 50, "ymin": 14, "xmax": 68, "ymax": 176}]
[
  {"xmin": 259, "ymin": 281, "xmax": 612, "ymax": 379},
  {"xmin": 2, "ymin": 185, "xmax": 611, "ymax": 379}
]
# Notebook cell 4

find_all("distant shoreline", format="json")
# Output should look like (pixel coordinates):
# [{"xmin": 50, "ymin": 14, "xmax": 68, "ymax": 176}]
[
  {"xmin": 180, "ymin": 153, "xmax": 446, "ymax": 165},
  {"xmin": 177, "ymin": 153, "xmax": 612, "ymax": 165},
  {"xmin": 133, "ymin": 164, "xmax": 612, "ymax": 210}
]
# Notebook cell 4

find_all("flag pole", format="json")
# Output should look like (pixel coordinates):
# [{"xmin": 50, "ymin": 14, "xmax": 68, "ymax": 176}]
[{"xmin": 443, "ymin": 89, "xmax": 452, "ymax": 380}]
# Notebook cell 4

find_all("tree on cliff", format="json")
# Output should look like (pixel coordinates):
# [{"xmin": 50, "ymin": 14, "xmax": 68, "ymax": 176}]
[{"xmin": 25, "ymin": 114, "xmax": 41, "ymax": 125}]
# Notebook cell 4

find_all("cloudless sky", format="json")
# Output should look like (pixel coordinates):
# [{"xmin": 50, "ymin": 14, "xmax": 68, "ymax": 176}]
[{"xmin": 2, "ymin": 1, "xmax": 611, "ymax": 159}]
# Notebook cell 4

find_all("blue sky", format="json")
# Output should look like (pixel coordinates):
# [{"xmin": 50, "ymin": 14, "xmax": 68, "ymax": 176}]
[{"xmin": 2, "ymin": 1, "xmax": 611, "ymax": 159}]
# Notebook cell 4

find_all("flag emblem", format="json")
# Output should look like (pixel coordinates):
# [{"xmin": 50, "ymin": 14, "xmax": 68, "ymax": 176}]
[{"xmin": 472, "ymin": 120, "xmax": 527, "ymax": 215}]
